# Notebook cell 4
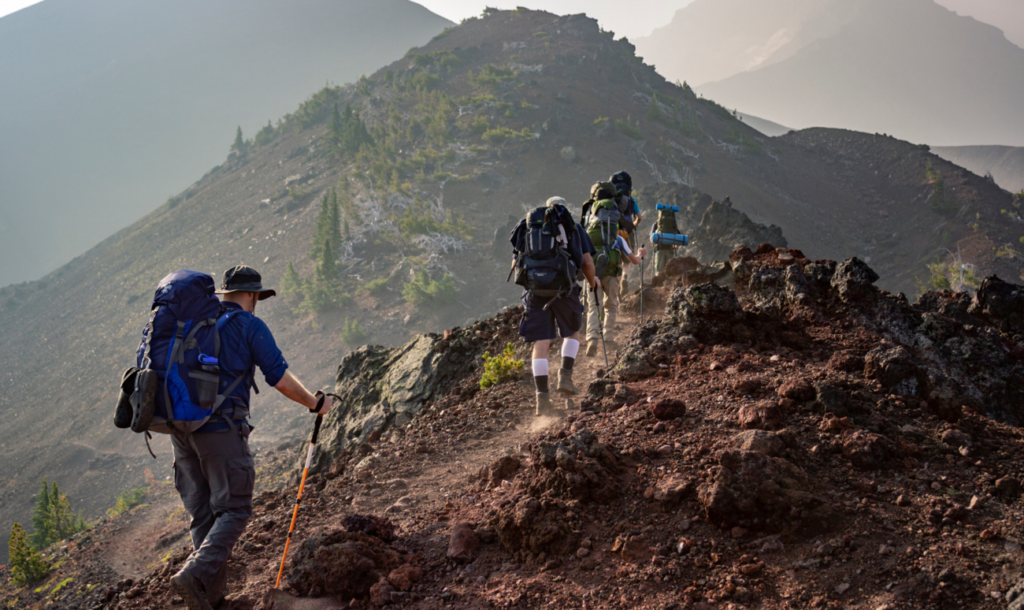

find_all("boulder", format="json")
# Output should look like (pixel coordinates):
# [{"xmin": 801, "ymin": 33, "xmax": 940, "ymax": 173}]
[
  {"xmin": 731, "ymin": 430, "xmax": 785, "ymax": 456},
  {"xmin": 286, "ymin": 531, "xmax": 404, "ymax": 601},
  {"xmin": 697, "ymin": 450, "xmax": 837, "ymax": 534},
  {"xmin": 831, "ymin": 257, "xmax": 879, "ymax": 303},
  {"xmin": 969, "ymin": 275, "xmax": 1024, "ymax": 335},
  {"xmin": 864, "ymin": 345, "xmax": 919, "ymax": 395},
  {"xmin": 650, "ymin": 399, "xmax": 687, "ymax": 421},
  {"xmin": 778, "ymin": 379, "xmax": 815, "ymax": 402},
  {"xmin": 737, "ymin": 400, "xmax": 783, "ymax": 430},
  {"xmin": 447, "ymin": 523, "xmax": 480, "ymax": 563},
  {"xmin": 840, "ymin": 431, "xmax": 896, "ymax": 470}
]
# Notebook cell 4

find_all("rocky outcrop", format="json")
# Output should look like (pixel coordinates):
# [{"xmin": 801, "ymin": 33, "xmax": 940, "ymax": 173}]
[
  {"xmin": 310, "ymin": 307, "xmax": 522, "ymax": 474},
  {"xmin": 615, "ymin": 245, "xmax": 1024, "ymax": 427}
]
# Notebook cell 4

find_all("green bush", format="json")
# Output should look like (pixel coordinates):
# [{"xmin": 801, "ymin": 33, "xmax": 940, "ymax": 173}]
[
  {"xmin": 107, "ymin": 487, "xmax": 148, "ymax": 517},
  {"xmin": 362, "ymin": 278, "xmax": 390, "ymax": 297},
  {"xmin": 480, "ymin": 343, "xmax": 525, "ymax": 389},
  {"xmin": 410, "ymin": 70, "xmax": 440, "ymax": 91},
  {"xmin": 8, "ymin": 523, "xmax": 50, "ymax": 584},
  {"xmin": 469, "ymin": 63, "xmax": 517, "ymax": 86},
  {"xmin": 482, "ymin": 126, "xmax": 517, "ymax": 144},
  {"xmin": 402, "ymin": 270, "xmax": 457, "ymax": 307},
  {"xmin": 614, "ymin": 118, "xmax": 643, "ymax": 140},
  {"xmin": 340, "ymin": 317, "xmax": 367, "ymax": 345},
  {"xmin": 253, "ymin": 120, "xmax": 276, "ymax": 147}
]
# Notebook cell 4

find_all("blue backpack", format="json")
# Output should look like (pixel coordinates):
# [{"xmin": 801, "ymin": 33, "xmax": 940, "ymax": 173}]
[{"xmin": 124, "ymin": 270, "xmax": 250, "ymax": 436}]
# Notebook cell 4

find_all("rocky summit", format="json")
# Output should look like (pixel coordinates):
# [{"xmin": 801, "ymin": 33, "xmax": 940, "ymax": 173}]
[{"xmin": 6, "ymin": 242, "xmax": 1024, "ymax": 609}]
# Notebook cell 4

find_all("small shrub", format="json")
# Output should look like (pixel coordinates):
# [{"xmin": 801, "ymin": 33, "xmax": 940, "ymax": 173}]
[
  {"xmin": 362, "ymin": 278, "xmax": 390, "ymax": 297},
  {"xmin": 480, "ymin": 343, "xmax": 525, "ymax": 389},
  {"xmin": 340, "ymin": 317, "xmax": 367, "ymax": 345},
  {"xmin": 108, "ymin": 487, "xmax": 148, "ymax": 517},
  {"xmin": 9, "ymin": 523, "xmax": 50, "ymax": 584},
  {"xmin": 469, "ymin": 63, "xmax": 517, "ymax": 86},
  {"xmin": 614, "ymin": 118, "xmax": 643, "ymax": 140},
  {"xmin": 403, "ymin": 270, "xmax": 457, "ymax": 307},
  {"xmin": 482, "ymin": 126, "xmax": 516, "ymax": 144}
]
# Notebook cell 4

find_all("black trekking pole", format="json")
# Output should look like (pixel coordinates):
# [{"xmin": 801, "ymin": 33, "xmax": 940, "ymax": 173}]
[
  {"xmin": 592, "ymin": 286, "xmax": 609, "ymax": 369},
  {"xmin": 639, "ymin": 243, "xmax": 645, "ymax": 325},
  {"xmin": 275, "ymin": 391, "xmax": 337, "ymax": 589}
]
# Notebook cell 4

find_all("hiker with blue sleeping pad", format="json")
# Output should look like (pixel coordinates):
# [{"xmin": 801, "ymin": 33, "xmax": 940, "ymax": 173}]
[
  {"xmin": 112, "ymin": 265, "xmax": 330, "ymax": 610},
  {"xmin": 509, "ymin": 197, "xmax": 598, "ymax": 416},
  {"xmin": 651, "ymin": 203, "xmax": 688, "ymax": 274},
  {"xmin": 583, "ymin": 181, "xmax": 647, "ymax": 357}
]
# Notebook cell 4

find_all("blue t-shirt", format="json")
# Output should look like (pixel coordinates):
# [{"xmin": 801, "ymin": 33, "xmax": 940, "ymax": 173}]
[{"xmin": 198, "ymin": 301, "xmax": 288, "ymax": 432}]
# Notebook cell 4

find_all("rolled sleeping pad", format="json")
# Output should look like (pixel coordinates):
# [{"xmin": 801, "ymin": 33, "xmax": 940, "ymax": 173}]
[
  {"xmin": 656, "ymin": 203, "xmax": 680, "ymax": 212},
  {"xmin": 651, "ymin": 232, "xmax": 689, "ymax": 246}
]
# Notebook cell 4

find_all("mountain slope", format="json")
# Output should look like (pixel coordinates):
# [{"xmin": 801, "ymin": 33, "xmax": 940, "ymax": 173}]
[
  {"xmin": 0, "ymin": 0, "xmax": 451, "ymax": 288},
  {"xmin": 695, "ymin": 0, "xmax": 1024, "ymax": 146},
  {"xmin": 0, "ymin": 8, "xmax": 1020, "ymax": 563},
  {"xmin": 933, "ymin": 145, "xmax": 1024, "ymax": 193}
]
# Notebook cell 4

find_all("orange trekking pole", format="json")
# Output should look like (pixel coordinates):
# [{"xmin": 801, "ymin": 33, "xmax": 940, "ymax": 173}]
[{"xmin": 275, "ymin": 391, "xmax": 333, "ymax": 588}]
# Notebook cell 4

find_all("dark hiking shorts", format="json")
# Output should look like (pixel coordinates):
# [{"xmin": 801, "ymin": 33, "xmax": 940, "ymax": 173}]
[{"xmin": 519, "ymin": 285, "xmax": 584, "ymax": 342}]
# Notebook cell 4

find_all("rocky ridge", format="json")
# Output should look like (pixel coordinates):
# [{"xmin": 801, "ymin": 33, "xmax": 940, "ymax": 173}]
[{"xmin": 6, "ymin": 244, "xmax": 1024, "ymax": 609}]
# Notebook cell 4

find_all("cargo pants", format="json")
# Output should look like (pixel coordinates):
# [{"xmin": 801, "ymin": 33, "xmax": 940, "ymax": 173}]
[
  {"xmin": 654, "ymin": 247, "xmax": 675, "ymax": 274},
  {"xmin": 171, "ymin": 424, "xmax": 255, "ymax": 599},
  {"xmin": 586, "ymin": 275, "xmax": 619, "ymax": 345}
]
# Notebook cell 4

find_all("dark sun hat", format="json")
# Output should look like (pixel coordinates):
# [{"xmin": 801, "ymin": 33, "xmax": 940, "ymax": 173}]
[{"xmin": 215, "ymin": 265, "xmax": 277, "ymax": 300}]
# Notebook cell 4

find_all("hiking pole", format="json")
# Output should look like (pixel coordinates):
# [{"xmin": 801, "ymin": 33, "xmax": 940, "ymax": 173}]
[
  {"xmin": 640, "ymin": 243, "xmax": 645, "ymax": 325},
  {"xmin": 592, "ymin": 286, "xmax": 609, "ymax": 369},
  {"xmin": 275, "ymin": 391, "xmax": 332, "ymax": 589}
]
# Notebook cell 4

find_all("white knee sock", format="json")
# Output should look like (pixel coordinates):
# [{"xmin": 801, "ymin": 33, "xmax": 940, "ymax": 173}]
[{"xmin": 561, "ymin": 339, "xmax": 580, "ymax": 359}]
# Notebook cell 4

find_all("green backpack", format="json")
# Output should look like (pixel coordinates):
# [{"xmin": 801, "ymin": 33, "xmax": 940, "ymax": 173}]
[{"xmin": 586, "ymin": 196, "xmax": 624, "ymax": 278}]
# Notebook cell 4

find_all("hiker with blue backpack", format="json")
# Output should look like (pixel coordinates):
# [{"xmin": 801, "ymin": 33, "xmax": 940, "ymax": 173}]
[
  {"xmin": 510, "ymin": 197, "xmax": 598, "ymax": 416},
  {"xmin": 113, "ymin": 265, "xmax": 329, "ymax": 610}
]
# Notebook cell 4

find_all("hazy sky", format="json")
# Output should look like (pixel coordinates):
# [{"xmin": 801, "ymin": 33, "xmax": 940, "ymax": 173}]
[
  {"xmin": 0, "ymin": 0, "xmax": 695, "ymax": 40},
  {"xmin": 2, "ymin": 0, "xmax": 1020, "ymax": 43}
]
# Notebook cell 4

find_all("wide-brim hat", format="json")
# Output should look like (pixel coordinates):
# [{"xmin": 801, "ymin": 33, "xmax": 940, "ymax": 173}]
[{"xmin": 214, "ymin": 265, "xmax": 277, "ymax": 300}]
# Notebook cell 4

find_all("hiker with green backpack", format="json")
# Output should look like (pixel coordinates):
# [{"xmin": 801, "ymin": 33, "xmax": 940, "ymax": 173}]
[
  {"xmin": 114, "ymin": 266, "xmax": 330, "ymax": 610},
  {"xmin": 582, "ymin": 182, "xmax": 647, "ymax": 357},
  {"xmin": 510, "ymin": 197, "xmax": 598, "ymax": 416}
]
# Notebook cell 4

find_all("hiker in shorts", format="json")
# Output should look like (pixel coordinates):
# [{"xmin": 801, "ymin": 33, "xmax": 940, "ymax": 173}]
[
  {"xmin": 510, "ymin": 197, "xmax": 597, "ymax": 416},
  {"xmin": 169, "ymin": 265, "xmax": 330, "ymax": 610},
  {"xmin": 610, "ymin": 171, "xmax": 642, "ymax": 297}
]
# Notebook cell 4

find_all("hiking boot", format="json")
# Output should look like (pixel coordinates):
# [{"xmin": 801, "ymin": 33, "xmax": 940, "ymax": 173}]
[
  {"xmin": 556, "ymin": 369, "xmax": 579, "ymax": 396},
  {"xmin": 586, "ymin": 341, "xmax": 599, "ymax": 357},
  {"xmin": 171, "ymin": 569, "xmax": 214, "ymax": 610},
  {"xmin": 129, "ymin": 369, "xmax": 158, "ymax": 433},
  {"xmin": 207, "ymin": 564, "xmax": 228, "ymax": 609},
  {"xmin": 535, "ymin": 392, "xmax": 555, "ymax": 416}
]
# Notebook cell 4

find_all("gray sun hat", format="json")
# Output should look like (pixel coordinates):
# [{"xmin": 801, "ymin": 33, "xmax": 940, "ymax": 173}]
[
  {"xmin": 214, "ymin": 265, "xmax": 277, "ymax": 300},
  {"xmin": 545, "ymin": 196, "xmax": 567, "ymax": 207}
]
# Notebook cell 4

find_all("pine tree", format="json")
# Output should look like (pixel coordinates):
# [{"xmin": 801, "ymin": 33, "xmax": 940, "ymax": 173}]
[
  {"xmin": 230, "ymin": 126, "xmax": 246, "ymax": 155},
  {"xmin": 309, "ymin": 189, "xmax": 342, "ymax": 261},
  {"xmin": 280, "ymin": 261, "xmax": 303, "ymax": 299},
  {"xmin": 28, "ymin": 480, "xmax": 86, "ymax": 549},
  {"xmin": 9, "ymin": 523, "xmax": 49, "ymax": 583},
  {"xmin": 30, "ymin": 480, "xmax": 51, "ymax": 550},
  {"xmin": 316, "ymin": 239, "xmax": 338, "ymax": 282}
]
